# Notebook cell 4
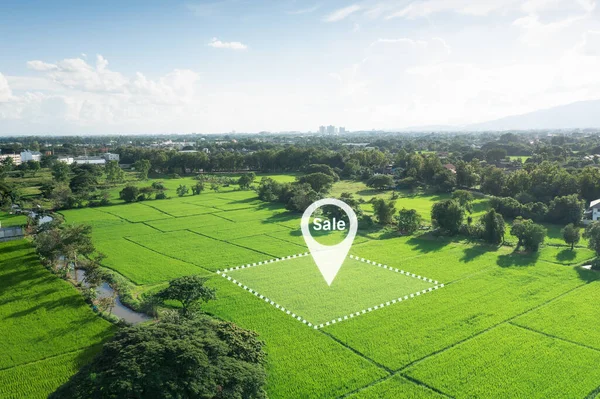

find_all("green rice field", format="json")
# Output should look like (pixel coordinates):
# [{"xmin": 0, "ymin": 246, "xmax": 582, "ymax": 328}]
[{"xmin": 4, "ymin": 176, "xmax": 600, "ymax": 398}]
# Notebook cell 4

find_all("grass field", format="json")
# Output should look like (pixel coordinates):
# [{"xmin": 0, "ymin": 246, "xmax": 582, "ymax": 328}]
[
  {"xmin": 14, "ymin": 176, "xmax": 600, "ymax": 398},
  {"xmin": 225, "ymin": 255, "xmax": 437, "ymax": 325},
  {"xmin": 0, "ymin": 240, "xmax": 114, "ymax": 398}
]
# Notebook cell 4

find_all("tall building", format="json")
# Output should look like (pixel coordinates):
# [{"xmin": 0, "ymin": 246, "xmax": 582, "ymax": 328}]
[
  {"xmin": 339, "ymin": 127, "xmax": 346, "ymax": 134},
  {"xmin": 327, "ymin": 125, "xmax": 335, "ymax": 135},
  {"xmin": 319, "ymin": 126, "xmax": 326, "ymax": 134}
]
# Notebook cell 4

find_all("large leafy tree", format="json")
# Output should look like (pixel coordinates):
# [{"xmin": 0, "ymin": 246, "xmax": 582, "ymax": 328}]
[
  {"xmin": 547, "ymin": 194, "xmax": 585, "ymax": 225},
  {"xmin": 238, "ymin": 172, "xmax": 256, "ymax": 189},
  {"xmin": 562, "ymin": 223, "xmax": 581, "ymax": 250},
  {"xmin": 372, "ymin": 198, "xmax": 396, "ymax": 225},
  {"xmin": 396, "ymin": 208, "xmax": 422, "ymax": 235},
  {"xmin": 296, "ymin": 172, "xmax": 334, "ymax": 193},
  {"xmin": 431, "ymin": 199, "xmax": 464, "ymax": 235},
  {"xmin": 133, "ymin": 159, "xmax": 151, "ymax": 180},
  {"xmin": 481, "ymin": 209, "xmax": 505, "ymax": 245},
  {"xmin": 50, "ymin": 317, "xmax": 267, "ymax": 399},
  {"xmin": 584, "ymin": 222, "xmax": 600, "ymax": 256},
  {"xmin": 156, "ymin": 275, "xmax": 216, "ymax": 315},
  {"xmin": 52, "ymin": 162, "xmax": 71, "ymax": 183},
  {"xmin": 105, "ymin": 160, "xmax": 125, "ymax": 184},
  {"xmin": 510, "ymin": 217, "xmax": 546, "ymax": 252},
  {"xmin": 366, "ymin": 174, "xmax": 394, "ymax": 190}
]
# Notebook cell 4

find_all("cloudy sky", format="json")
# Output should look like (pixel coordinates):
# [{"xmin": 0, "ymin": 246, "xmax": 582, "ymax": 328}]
[{"xmin": 1, "ymin": 0, "xmax": 600, "ymax": 134}]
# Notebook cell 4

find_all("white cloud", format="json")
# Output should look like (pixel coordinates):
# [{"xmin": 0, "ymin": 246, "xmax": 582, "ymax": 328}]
[
  {"xmin": 386, "ymin": 0, "xmax": 519, "ymax": 19},
  {"xmin": 578, "ymin": 30, "xmax": 600, "ymax": 56},
  {"xmin": 287, "ymin": 4, "xmax": 320, "ymax": 15},
  {"xmin": 0, "ymin": 73, "xmax": 13, "ymax": 102},
  {"xmin": 207, "ymin": 37, "xmax": 248, "ymax": 50},
  {"xmin": 324, "ymin": 5, "xmax": 361, "ymax": 22},
  {"xmin": 27, "ymin": 60, "xmax": 58, "ymax": 71}
]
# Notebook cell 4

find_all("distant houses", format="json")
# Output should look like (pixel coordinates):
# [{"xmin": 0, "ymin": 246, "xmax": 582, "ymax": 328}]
[{"xmin": 584, "ymin": 199, "xmax": 600, "ymax": 225}]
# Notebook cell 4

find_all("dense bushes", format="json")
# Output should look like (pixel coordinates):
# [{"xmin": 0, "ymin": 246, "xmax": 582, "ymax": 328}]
[{"xmin": 490, "ymin": 194, "xmax": 584, "ymax": 225}]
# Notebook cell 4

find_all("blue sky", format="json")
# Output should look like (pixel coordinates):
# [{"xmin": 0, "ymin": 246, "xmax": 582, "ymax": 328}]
[{"xmin": 1, "ymin": 0, "xmax": 600, "ymax": 134}]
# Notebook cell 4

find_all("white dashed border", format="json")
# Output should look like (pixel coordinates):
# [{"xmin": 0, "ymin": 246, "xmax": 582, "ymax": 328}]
[{"xmin": 217, "ymin": 253, "xmax": 444, "ymax": 329}]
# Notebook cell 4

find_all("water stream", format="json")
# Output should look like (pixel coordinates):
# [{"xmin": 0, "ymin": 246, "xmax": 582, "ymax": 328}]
[{"xmin": 76, "ymin": 269, "xmax": 151, "ymax": 324}]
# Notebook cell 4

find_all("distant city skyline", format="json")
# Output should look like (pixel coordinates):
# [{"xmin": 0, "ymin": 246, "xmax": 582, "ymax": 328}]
[{"xmin": 1, "ymin": 0, "xmax": 600, "ymax": 134}]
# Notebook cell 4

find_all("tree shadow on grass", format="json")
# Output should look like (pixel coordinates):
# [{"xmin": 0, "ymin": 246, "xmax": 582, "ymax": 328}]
[
  {"xmin": 575, "ymin": 266, "xmax": 600, "ymax": 283},
  {"xmin": 405, "ymin": 234, "xmax": 454, "ymax": 253},
  {"xmin": 460, "ymin": 245, "xmax": 500, "ymax": 263},
  {"xmin": 555, "ymin": 248, "xmax": 577, "ymax": 262},
  {"xmin": 497, "ymin": 251, "xmax": 539, "ymax": 267}
]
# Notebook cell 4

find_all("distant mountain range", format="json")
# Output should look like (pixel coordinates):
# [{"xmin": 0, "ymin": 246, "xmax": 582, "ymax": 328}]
[{"xmin": 392, "ymin": 99, "xmax": 600, "ymax": 132}]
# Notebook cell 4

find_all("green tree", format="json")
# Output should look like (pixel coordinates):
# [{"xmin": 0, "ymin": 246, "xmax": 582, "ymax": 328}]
[
  {"xmin": 297, "ymin": 172, "xmax": 334, "ymax": 193},
  {"xmin": 192, "ymin": 182, "xmax": 204, "ymax": 195},
  {"xmin": 431, "ymin": 199, "xmax": 464, "ymax": 235},
  {"xmin": 286, "ymin": 183, "xmax": 320, "ymax": 212},
  {"xmin": 584, "ymin": 222, "xmax": 600, "ymax": 256},
  {"xmin": 510, "ymin": 217, "xmax": 546, "ymax": 252},
  {"xmin": 238, "ymin": 172, "xmax": 256, "ymax": 189},
  {"xmin": 133, "ymin": 159, "xmax": 151, "ymax": 180},
  {"xmin": 481, "ymin": 209, "xmax": 505, "ymax": 245},
  {"xmin": 105, "ymin": 160, "xmax": 124, "ymax": 184},
  {"xmin": 562, "ymin": 223, "xmax": 581, "ymax": 250},
  {"xmin": 372, "ymin": 198, "xmax": 396, "ymax": 225},
  {"xmin": 156, "ymin": 275, "xmax": 216, "ymax": 316},
  {"xmin": 119, "ymin": 185, "xmax": 139, "ymax": 203},
  {"xmin": 366, "ymin": 174, "xmax": 394, "ymax": 190},
  {"xmin": 50, "ymin": 317, "xmax": 267, "ymax": 399},
  {"xmin": 52, "ymin": 162, "xmax": 71, "ymax": 183},
  {"xmin": 27, "ymin": 160, "xmax": 41, "ymax": 176},
  {"xmin": 176, "ymin": 184, "xmax": 189, "ymax": 197},
  {"xmin": 210, "ymin": 183, "xmax": 220, "ymax": 193},
  {"xmin": 396, "ymin": 208, "xmax": 422, "ymax": 235},
  {"xmin": 452, "ymin": 190, "xmax": 474, "ymax": 212},
  {"xmin": 548, "ymin": 194, "xmax": 585, "ymax": 225}
]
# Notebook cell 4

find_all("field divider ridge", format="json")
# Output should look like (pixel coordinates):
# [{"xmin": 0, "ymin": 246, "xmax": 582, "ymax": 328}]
[{"xmin": 122, "ymin": 237, "xmax": 214, "ymax": 273}]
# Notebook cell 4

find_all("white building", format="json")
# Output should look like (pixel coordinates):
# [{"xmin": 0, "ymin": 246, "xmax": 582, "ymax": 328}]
[
  {"xmin": 102, "ymin": 153, "xmax": 120, "ymax": 162},
  {"xmin": 0, "ymin": 154, "xmax": 22, "ymax": 166},
  {"xmin": 73, "ymin": 156, "xmax": 106, "ymax": 165},
  {"xmin": 319, "ymin": 126, "xmax": 326, "ymax": 134},
  {"xmin": 327, "ymin": 125, "xmax": 335, "ymax": 135},
  {"xmin": 57, "ymin": 157, "xmax": 74, "ymax": 165},
  {"xmin": 20, "ymin": 150, "xmax": 42, "ymax": 162},
  {"xmin": 584, "ymin": 199, "xmax": 600, "ymax": 225},
  {"xmin": 339, "ymin": 127, "xmax": 346, "ymax": 134}
]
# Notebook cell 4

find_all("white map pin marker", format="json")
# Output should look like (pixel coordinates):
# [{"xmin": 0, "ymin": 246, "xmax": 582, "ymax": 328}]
[{"xmin": 301, "ymin": 198, "xmax": 358, "ymax": 286}]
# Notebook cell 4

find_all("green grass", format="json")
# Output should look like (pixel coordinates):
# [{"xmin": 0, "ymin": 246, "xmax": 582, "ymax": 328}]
[
  {"xmin": 139, "ymin": 200, "xmax": 219, "ymax": 217},
  {"xmin": 0, "ymin": 348, "xmax": 100, "ymax": 399},
  {"xmin": 348, "ymin": 375, "xmax": 446, "ymax": 399},
  {"xmin": 326, "ymin": 255, "xmax": 596, "ymax": 370},
  {"xmin": 95, "ymin": 238, "xmax": 209, "ymax": 285},
  {"xmin": 0, "ymin": 240, "xmax": 114, "ymax": 398},
  {"xmin": 513, "ymin": 280, "xmax": 600, "ymax": 350},
  {"xmin": 225, "ymin": 255, "xmax": 434, "ymax": 325},
  {"xmin": 203, "ymin": 276, "xmax": 388, "ymax": 398},
  {"xmin": 404, "ymin": 324, "xmax": 600, "ymax": 398},
  {"xmin": 0, "ymin": 212, "xmax": 27, "ymax": 227},
  {"xmin": 146, "ymin": 213, "xmax": 234, "ymax": 232},
  {"xmin": 98, "ymin": 203, "xmax": 174, "ymax": 223},
  {"xmin": 230, "ymin": 235, "xmax": 307, "ymax": 258},
  {"xmin": 196, "ymin": 220, "xmax": 290, "ymax": 241},
  {"xmin": 128, "ymin": 230, "xmax": 270, "ymax": 271}
]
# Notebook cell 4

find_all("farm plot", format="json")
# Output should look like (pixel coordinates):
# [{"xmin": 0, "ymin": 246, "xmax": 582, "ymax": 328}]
[
  {"xmin": 0, "ymin": 240, "xmax": 113, "ymax": 398},
  {"xmin": 140, "ymin": 200, "xmax": 219, "ymax": 217},
  {"xmin": 88, "ymin": 220, "xmax": 158, "ymax": 242},
  {"xmin": 95, "ymin": 238, "xmax": 209, "ymax": 285},
  {"xmin": 224, "ymin": 254, "xmax": 437, "ymax": 326},
  {"xmin": 0, "ymin": 348, "xmax": 99, "ymax": 399},
  {"xmin": 195, "ymin": 220, "xmax": 290, "ymax": 241},
  {"xmin": 203, "ymin": 275, "xmax": 388, "ymax": 399},
  {"xmin": 99, "ymin": 203, "xmax": 174, "ymax": 223},
  {"xmin": 348, "ymin": 375, "xmax": 446, "ymax": 399},
  {"xmin": 230, "ymin": 235, "xmax": 306, "ymax": 258},
  {"xmin": 60, "ymin": 208, "xmax": 121, "ymax": 224},
  {"xmin": 512, "ymin": 280, "xmax": 600, "ymax": 350},
  {"xmin": 326, "ymin": 259, "xmax": 596, "ymax": 370},
  {"xmin": 215, "ymin": 205, "xmax": 289, "ymax": 222},
  {"xmin": 0, "ymin": 240, "xmax": 113, "ymax": 370},
  {"xmin": 403, "ymin": 324, "xmax": 600, "ymax": 398},
  {"xmin": 146, "ymin": 213, "xmax": 233, "ymax": 232},
  {"xmin": 129, "ymin": 230, "xmax": 269, "ymax": 271}
]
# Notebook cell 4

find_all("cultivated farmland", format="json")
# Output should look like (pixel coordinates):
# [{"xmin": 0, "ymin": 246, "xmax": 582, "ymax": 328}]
[{"xmin": 15, "ymin": 178, "xmax": 600, "ymax": 398}]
